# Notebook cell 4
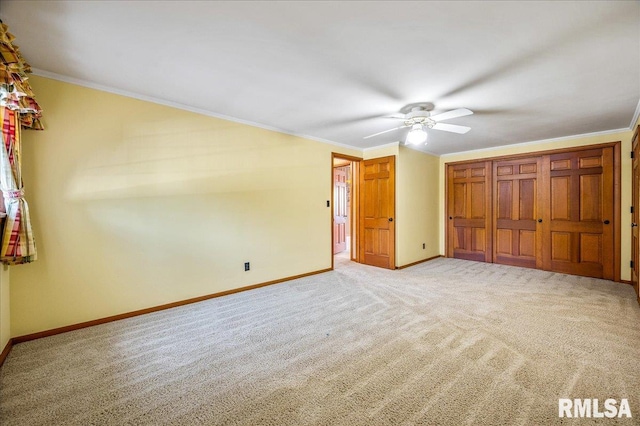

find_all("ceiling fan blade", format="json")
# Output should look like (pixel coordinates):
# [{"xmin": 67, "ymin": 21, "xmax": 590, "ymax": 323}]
[
  {"xmin": 432, "ymin": 123, "xmax": 471, "ymax": 134},
  {"xmin": 363, "ymin": 125, "xmax": 408, "ymax": 139},
  {"xmin": 430, "ymin": 108, "xmax": 473, "ymax": 122}
]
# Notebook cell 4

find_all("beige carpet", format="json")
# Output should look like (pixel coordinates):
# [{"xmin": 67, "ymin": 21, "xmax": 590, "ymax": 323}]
[{"xmin": 1, "ymin": 257, "xmax": 639, "ymax": 425}]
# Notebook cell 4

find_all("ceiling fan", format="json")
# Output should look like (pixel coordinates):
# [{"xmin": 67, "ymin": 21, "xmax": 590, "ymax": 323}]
[{"xmin": 364, "ymin": 104, "xmax": 473, "ymax": 145}]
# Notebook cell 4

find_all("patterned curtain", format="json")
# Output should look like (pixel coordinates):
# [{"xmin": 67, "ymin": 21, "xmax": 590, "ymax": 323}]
[
  {"xmin": 0, "ymin": 107, "xmax": 36, "ymax": 263},
  {"xmin": 0, "ymin": 21, "xmax": 43, "ymax": 265}
]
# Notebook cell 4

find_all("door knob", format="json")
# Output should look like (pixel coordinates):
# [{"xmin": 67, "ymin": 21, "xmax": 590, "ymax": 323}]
[
  {"xmin": 632, "ymin": 223, "xmax": 638, "ymax": 228},
  {"xmin": 537, "ymin": 219, "xmax": 542, "ymax": 223},
  {"xmin": 449, "ymin": 216, "xmax": 453, "ymax": 220},
  {"xmin": 603, "ymin": 220, "xmax": 610, "ymax": 225},
  {"xmin": 388, "ymin": 218, "xmax": 393, "ymax": 222}
]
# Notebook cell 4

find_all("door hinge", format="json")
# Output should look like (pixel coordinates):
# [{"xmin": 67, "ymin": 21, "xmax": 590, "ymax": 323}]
[
  {"xmin": 632, "ymin": 151, "xmax": 635, "ymax": 159},
  {"xmin": 632, "ymin": 206, "xmax": 635, "ymax": 214},
  {"xmin": 631, "ymin": 260, "xmax": 634, "ymax": 269}
]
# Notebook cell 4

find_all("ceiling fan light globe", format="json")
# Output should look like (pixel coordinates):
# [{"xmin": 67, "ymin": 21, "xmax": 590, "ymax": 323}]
[{"xmin": 406, "ymin": 125, "xmax": 427, "ymax": 145}]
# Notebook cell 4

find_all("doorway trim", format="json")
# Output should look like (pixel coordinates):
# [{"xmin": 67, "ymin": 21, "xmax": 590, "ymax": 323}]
[{"xmin": 331, "ymin": 152, "xmax": 363, "ymax": 270}]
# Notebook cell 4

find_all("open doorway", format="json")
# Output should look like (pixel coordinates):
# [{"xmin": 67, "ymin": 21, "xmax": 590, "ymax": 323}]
[
  {"xmin": 333, "ymin": 163, "xmax": 350, "ymax": 258},
  {"xmin": 332, "ymin": 153, "xmax": 361, "ymax": 269}
]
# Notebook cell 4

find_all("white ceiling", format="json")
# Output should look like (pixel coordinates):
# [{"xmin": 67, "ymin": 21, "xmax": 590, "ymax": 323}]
[{"xmin": 1, "ymin": 1, "xmax": 639, "ymax": 155}]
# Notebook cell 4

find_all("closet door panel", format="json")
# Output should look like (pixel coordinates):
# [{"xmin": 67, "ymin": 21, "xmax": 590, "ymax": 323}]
[
  {"xmin": 447, "ymin": 162, "xmax": 492, "ymax": 262},
  {"xmin": 493, "ymin": 157, "xmax": 542, "ymax": 268},
  {"xmin": 543, "ymin": 147, "xmax": 614, "ymax": 279}
]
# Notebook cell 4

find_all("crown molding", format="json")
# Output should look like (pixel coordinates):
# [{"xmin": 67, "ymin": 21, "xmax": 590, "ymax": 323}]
[
  {"xmin": 28, "ymin": 69, "xmax": 639, "ymax": 159},
  {"xmin": 440, "ymin": 127, "xmax": 631, "ymax": 159},
  {"xmin": 362, "ymin": 141, "xmax": 400, "ymax": 151},
  {"xmin": 30, "ymin": 68, "xmax": 361, "ymax": 152},
  {"xmin": 629, "ymin": 98, "xmax": 640, "ymax": 130}
]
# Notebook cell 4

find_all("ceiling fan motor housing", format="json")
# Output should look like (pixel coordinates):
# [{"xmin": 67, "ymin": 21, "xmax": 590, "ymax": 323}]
[{"xmin": 405, "ymin": 108, "xmax": 435, "ymax": 128}]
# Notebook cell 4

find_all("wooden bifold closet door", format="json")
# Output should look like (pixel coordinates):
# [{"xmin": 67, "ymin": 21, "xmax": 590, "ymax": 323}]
[
  {"xmin": 493, "ymin": 157, "xmax": 543, "ymax": 269},
  {"xmin": 446, "ymin": 161, "xmax": 492, "ymax": 262},
  {"xmin": 544, "ymin": 147, "xmax": 614, "ymax": 279},
  {"xmin": 447, "ymin": 144, "xmax": 618, "ymax": 280}
]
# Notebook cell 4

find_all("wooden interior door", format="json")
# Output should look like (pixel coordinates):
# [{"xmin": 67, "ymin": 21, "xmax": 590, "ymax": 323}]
[
  {"xmin": 632, "ymin": 127, "xmax": 639, "ymax": 298},
  {"xmin": 333, "ymin": 167, "xmax": 348, "ymax": 254},
  {"xmin": 447, "ymin": 161, "xmax": 492, "ymax": 262},
  {"xmin": 543, "ymin": 147, "xmax": 614, "ymax": 279},
  {"xmin": 493, "ymin": 157, "xmax": 543, "ymax": 269},
  {"xmin": 359, "ymin": 156, "xmax": 395, "ymax": 269}
]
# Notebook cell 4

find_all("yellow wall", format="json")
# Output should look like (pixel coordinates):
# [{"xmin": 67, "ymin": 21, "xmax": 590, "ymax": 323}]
[
  {"xmin": 438, "ymin": 129, "xmax": 635, "ymax": 281},
  {"xmin": 10, "ymin": 76, "xmax": 360, "ymax": 336},
  {"xmin": 396, "ymin": 146, "xmax": 440, "ymax": 265},
  {"xmin": 0, "ymin": 265, "xmax": 9, "ymax": 351}
]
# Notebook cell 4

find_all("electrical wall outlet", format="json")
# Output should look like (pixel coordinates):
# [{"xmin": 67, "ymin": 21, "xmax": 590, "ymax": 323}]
[
  {"xmin": 244, "ymin": 262, "xmax": 250, "ymax": 271},
  {"xmin": 423, "ymin": 243, "xmax": 426, "ymax": 249}
]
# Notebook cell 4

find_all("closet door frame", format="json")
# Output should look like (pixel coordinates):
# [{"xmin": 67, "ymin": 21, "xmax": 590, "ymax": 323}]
[{"xmin": 445, "ymin": 141, "xmax": 621, "ymax": 282}]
